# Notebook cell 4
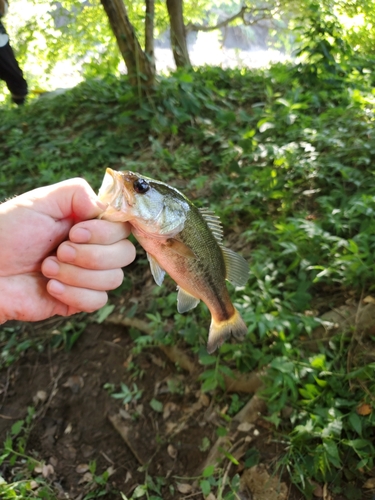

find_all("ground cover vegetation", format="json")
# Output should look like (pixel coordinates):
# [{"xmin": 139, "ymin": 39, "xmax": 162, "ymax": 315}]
[{"xmin": 1, "ymin": 5, "xmax": 375, "ymax": 500}]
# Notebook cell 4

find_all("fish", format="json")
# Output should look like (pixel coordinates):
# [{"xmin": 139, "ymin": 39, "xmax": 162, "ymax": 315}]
[{"xmin": 97, "ymin": 168, "xmax": 249, "ymax": 353}]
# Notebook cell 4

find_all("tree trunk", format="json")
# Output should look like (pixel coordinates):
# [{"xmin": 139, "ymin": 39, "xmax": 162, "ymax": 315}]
[
  {"xmin": 100, "ymin": 0, "xmax": 155, "ymax": 90},
  {"xmin": 145, "ymin": 0, "xmax": 155, "ymax": 74},
  {"xmin": 166, "ymin": 0, "xmax": 191, "ymax": 68}
]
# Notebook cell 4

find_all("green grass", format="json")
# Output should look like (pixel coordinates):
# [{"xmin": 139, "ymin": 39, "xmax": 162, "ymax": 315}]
[{"xmin": 1, "ymin": 55, "xmax": 375, "ymax": 498}]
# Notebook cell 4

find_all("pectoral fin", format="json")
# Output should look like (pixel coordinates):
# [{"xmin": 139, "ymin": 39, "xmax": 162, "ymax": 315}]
[
  {"xmin": 164, "ymin": 239, "xmax": 196, "ymax": 259},
  {"xmin": 177, "ymin": 287, "xmax": 200, "ymax": 313},
  {"xmin": 221, "ymin": 246, "xmax": 249, "ymax": 287},
  {"xmin": 147, "ymin": 253, "xmax": 166, "ymax": 286}
]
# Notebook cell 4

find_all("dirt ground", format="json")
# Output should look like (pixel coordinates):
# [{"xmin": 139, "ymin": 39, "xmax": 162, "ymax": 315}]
[{"xmin": 0, "ymin": 314, "xmax": 307, "ymax": 500}]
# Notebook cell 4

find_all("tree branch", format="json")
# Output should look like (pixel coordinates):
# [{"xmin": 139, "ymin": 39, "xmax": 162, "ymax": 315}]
[{"xmin": 186, "ymin": 5, "xmax": 275, "ymax": 34}]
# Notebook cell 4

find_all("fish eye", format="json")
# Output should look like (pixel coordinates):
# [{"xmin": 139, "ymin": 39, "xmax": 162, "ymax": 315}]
[{"xmin": 134, "ymin": 178, "xmax": 150, "ymax": 194}]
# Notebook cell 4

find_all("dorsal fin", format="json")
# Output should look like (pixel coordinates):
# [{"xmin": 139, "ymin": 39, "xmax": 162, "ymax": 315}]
[{"xmin": 199, "ymin": 208, "xmax": 223, "ymax": 243}]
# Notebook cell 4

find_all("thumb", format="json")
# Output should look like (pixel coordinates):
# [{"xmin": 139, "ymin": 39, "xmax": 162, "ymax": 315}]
[{"xmin": 20, "ymin": 178, "xmax": 107, "ymax": 222}]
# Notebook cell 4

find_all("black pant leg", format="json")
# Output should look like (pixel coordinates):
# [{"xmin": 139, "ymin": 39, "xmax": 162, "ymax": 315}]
[{"xmin": 0, "ymin": 42, "xmax": 28, "ymax": 103}]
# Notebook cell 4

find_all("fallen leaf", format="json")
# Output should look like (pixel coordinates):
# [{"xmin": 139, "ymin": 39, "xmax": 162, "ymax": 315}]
[
  {"xmin": 237, "ymin": 422, "xmax": 254, "ymax": 433},
  {"xmin": 163, "ymin": 402, "xmax": 178, "ymax": 420},
  {"xmin": 312, "ymin": 482, "xmax": 323, "ymax": 497},
  {"xmin": 150, "ymin": 354, "xmax": 165, "ymax": 368},
  {"xmin": 106, "ymin": 465, "xmax": 115, "ymax": 477},
  {"xmin": 363, "ymin": 296, "xmax": 375, "ymax": 305},
  {"xmin": 64, "ymin": 423, "xmax": 73, "ymax": 434},
  {"xmin": 241, "ymin": 464, "xmax": 288, "ymax": 500},
  {"xmin": 167, "ymin": 444, "xmax": 177, "ymax": 459},
  {"xmin": 363, "ymin": 477, "xmax": 375, "ymax": 489},
  {"xmin": 176, "ymin": 483, "xmax": 192, "ymax": 493},
  {"xmin": 357, "ymin": 403, "xmax": 372, "ymax": 416},
  {"xmin": 119, "ymin": 408, "xmax": 132, "ymax": 420},
  {"xmin": 78, "ymin": 472, "xmax": 93, "ymax": 484},
  {"xmin": 76, "ymin": 464, "xmax": 90, "ymax": 474},
  {"xmin": 199, "ymin": 392, "xmax": 210, "ymax": 407},
  {"xmin": 34, "ymin": 390, "xmax": 47, "ymax": 404},
  {"xmin": 42, "ymin": 464, "xmax": 54, "ymax": 478},
  {"xmin": 63, "ymin": 375, "xmax": 84, "ymax": 394}
]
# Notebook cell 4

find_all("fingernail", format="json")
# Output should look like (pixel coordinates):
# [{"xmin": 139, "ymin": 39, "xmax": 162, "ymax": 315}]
[
  {"xmin": 48, "ymin": 280, "xmax": 65, "ymax": 295},
  {"xmin": 59, "ymin": 244, "xmax": 77, "ymax": 262},
  {"xmin": 70, "ymin": 227, "xmax": 91, "ymax": 243},
  {"xmin": 43, "ymin": 258, "xmax": 60, "ymax": 276}
]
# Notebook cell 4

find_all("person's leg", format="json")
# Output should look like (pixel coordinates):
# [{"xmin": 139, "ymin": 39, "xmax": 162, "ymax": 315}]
[{"xmin": 0, "ymin": 42, "xmax": 28, "ymax": 104}]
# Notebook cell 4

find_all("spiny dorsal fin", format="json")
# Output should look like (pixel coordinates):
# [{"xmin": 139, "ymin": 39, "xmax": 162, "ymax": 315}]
[
  {"xmin": 199, "ymin": 208, "xmax": 224, "ymax": 243},
  {"xmin": 221, "ymin": 246, "xmax": 249, "ymax": 287}
]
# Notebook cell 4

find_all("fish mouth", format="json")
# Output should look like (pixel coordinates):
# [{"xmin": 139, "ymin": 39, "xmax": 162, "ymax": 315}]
[{"xmin": 100, "ymin": 168, "xmax": 136, "ymax": 208}]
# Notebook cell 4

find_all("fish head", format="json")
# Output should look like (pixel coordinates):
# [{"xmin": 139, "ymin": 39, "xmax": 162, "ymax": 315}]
[{"xmin": 98, "ymin": 168, "xmax": 189, "ymax": 236}]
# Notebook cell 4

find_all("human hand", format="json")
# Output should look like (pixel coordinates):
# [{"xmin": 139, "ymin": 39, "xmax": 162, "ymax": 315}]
[{"xmin": 0, "ymin": 178, "xmax": 136, "ymax": 323}]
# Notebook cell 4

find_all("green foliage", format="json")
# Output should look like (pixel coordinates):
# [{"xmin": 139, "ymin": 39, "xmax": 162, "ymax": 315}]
[
  {"xmin": 0, "ymin": 408, "xmax": 56, "ymax": 499},
  {"xmin": 111, "ymin": 382, "xmax": 143, "ymax": 405},
  {"xmin": 1, "ymin": 38, "xmax": 375, "ymax": 496}
]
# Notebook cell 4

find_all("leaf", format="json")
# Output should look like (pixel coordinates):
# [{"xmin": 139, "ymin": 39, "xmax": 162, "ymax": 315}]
[
  {"xmin": 201, "ymin": 377, "xmax": 218, "ymax": 392},
  {"xmin": 363, "ymin": 478, "xmax": 375, "ymax": 489},
  {"xmin": 349, "ymin": 412, "xmax": 362, "ymax": 435},
  {"xmin": 150, "ymin": 399, "xmax": 163, "ymax": 413},
  {"xmin": 357, "ymin": 403, "xmax": 372, "ymax": 416},
  {"xmin": 323, "ymin": 440, "xmax": 341, "ymax": 468},
  {"xmin": 270, "ymin": 357, "xmax": 295, "ymax": 373},
  {"xmin": 95, "ymin": 304, "xmax": 115, "ymax": 324},
  {"xmin": 176, "ymin": 483, "xmax": 192, "ymax": 493},
  {"xmin": 199, "ymin": 354, "xmax": 217, "ymax": 365},
  {"xmin": 132, "ymin": 485, "xmax": 147, "ymax": 498},
  {"xmin": 203, "ymin": 465, "xmax": 215, "ymax": 477},
  {"xmin": 259, "ymin": 122, "xmax": 275, "ymax": 133},
  {"xmin": 11, "ymin": 420, "xmax": 24, "ymax": 436},
  {"xmin": 200, "ymin": 479, "xmax": 211, "ymax": 496}
]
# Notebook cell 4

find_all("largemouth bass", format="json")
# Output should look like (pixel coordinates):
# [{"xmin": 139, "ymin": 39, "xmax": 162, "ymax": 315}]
[{"xmin": 98, "ymin": 168, "xmax": 249, "ymax": 353}]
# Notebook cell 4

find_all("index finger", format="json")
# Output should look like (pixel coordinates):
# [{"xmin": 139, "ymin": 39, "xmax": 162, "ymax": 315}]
[{"xmin": 69, "ymin": 219, "xmax": 132, "ymax": 245}]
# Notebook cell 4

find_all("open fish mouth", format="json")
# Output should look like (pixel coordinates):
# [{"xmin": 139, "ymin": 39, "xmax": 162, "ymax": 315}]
[{"xmin": 99, "ymin": 168, "xmax": 134, "ymax": 208}]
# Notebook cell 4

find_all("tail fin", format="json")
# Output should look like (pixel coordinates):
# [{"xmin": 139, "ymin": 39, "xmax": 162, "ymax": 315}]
[{"xmin": 207, "ymin": 308, "xmax": 247, "ymax": 354}]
